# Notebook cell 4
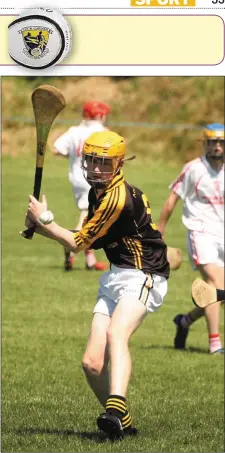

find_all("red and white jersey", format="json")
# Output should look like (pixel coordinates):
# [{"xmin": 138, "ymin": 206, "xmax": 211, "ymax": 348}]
[
  {"xmin": 170, "ymin": 156, "xmax": 224, "ymax": 238},
  {"xmin": 54, "ymin": 120, "xmax": 107, "ymax": 187}
]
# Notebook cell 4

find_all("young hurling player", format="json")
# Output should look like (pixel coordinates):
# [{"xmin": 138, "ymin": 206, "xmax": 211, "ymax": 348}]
[{"xmin": 25, "ymin": 130, "xmax": 170, "ymax": 440}]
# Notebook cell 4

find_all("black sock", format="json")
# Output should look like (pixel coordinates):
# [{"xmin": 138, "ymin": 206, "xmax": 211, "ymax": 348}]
[
  {"xmin": 180, "ymin": 314, "xmax": 192, "ymax": 328},
  {"xmin": 106, "ymin": 395, "xmax": 126, "ymax": 419}
]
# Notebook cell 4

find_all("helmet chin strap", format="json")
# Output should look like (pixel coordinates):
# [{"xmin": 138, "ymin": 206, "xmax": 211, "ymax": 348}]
[
  {"xmin": 87, "ymin": 179, "xmax": 108, "ymax": 189},
  {"xmin": 205, "ymin": 141, "xmax": 224, "ymax": 160},
  {"xmin": 208, "ymin": 154, "xmax": 224, "ymax": 160},
  {"xmin": 206, "ymin": 150, "xmax": 224, "ymax": 160},
  {"xmin": 87, "ymin": 161, "xmax": 124, "ymax": 190},
  {"xmin": 123, "ymin": 155, "xmax": 136, "ymax": 162}
]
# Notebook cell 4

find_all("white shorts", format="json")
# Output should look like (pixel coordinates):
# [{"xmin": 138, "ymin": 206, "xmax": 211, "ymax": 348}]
[
  {"xmin": 71, "ymin": 183, "xmax": 90, "ymax": 211},
  {"xmin": 93, "ymin": 265, "xmax": 168, "ymax": 317},
  {"xmin": 187, "ymin": 230, "xmax": 224, "ymax": 269},
  {"xmin": 72, "ymin": 186, "xmax": 89, "ymax": 211},
  {"xmin": 68, "ymin": 170, "xmax": 90, "ymax": 211}
]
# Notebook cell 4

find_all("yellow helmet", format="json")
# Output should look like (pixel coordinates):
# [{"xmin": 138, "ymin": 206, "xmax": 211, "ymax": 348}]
[
  {"xmin": 82, "ymin": 131, "xmax": 126, "ymax": 188},
  {"xmin": 83, "ymin": 130, "xmax": 126, "ymax": 159}
]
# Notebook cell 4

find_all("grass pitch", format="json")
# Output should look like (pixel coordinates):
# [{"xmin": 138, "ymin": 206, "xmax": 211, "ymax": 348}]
[{"xmin": 2, "ymin": 154, "xmax": 224, "ymax": 452}]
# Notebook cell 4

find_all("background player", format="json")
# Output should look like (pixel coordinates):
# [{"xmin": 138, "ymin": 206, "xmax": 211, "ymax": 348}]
[
  {"xmin": 158, "ymin": 123, "xmax": 224, "ymax": 354},
  {"xmin": 53, "ymin": 100, "xmax": 110, "ymax": 271}
]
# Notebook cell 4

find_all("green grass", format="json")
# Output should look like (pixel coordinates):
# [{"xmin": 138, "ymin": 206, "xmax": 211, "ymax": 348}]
[{"xmin": 2, "ymin": 154, "xmax": 224, "ymax": 452}]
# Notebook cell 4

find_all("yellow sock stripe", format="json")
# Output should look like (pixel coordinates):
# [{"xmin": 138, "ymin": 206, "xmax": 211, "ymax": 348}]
[
  {"xmin": 106, "ymin": 401, "xmax": 126, "ymax": 412},
  {"xmin": 106, "ymin": 403, "xmax": 126, "ymax": 413},
  {"xmin": 122, "ymin": 413, "xmax": 131, "ymax": 423},
  {"xmin": 107, "ymin": 397, "xmax": 126, "ymax": 406},
  {"xmin": 122, "ymin": 416, "xmax": 132, "ymax": 428},
  {"xmin": 122, "ymin": 419, "xmax": 132, "ymax": 428}
]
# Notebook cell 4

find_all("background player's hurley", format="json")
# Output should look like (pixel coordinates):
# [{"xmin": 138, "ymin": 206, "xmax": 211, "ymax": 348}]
[
  {"xmin": 20, "ymin": 85, "xmax": 66, "ymax": 239},
  {"xmin": 167, "ymin": 247, "xmax": 182, "ymax": 270},
  {"xmin": 192, "ymin": 278, "xmax": 225, "ymax": 308}
]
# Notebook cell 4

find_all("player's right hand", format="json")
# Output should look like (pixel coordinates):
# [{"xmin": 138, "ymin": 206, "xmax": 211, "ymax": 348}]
[{"xmin": 26, "ymin": 194, "xmax": 48, "ymax": 225}]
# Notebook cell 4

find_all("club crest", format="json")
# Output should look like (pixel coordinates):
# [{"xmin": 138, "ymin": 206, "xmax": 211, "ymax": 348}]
[{"xmin": 19, "ymin": 27, "xmax": 52, "ymax": 59}]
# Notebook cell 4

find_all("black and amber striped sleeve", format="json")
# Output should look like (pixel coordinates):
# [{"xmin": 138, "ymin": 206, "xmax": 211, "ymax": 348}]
[{"xmin": 73, "ymin": 184, "xmax": 126, "ymax": 251}]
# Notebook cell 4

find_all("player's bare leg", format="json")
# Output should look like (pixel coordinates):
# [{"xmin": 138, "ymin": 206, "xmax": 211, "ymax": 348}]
[
  {"xmin": 64, "ymin": 207, "xmax": 109, "ymax": 271},
  {"xmin": 76, "ymin": 209, "xmax": 88, "ymax": 231},
  {"xmin": 82, "ymin": 313, "xmax": 110, "ymax": 406},
  {"xmin": 174, "ymin": 264, "xmax": 224, "ymax": 353},
  {"xmin": 200, "ymin": 264, "xmax": 224, "ymax": 353},
  {"xmin": 97, "ymin": 296, "xmax": 147, "ymax": 439},
  {"xmin": 108, "ymin": 296, "xmax": 147, "ymax": 396},
  {"xmin": 73, "ymin": 209, "xmax": 105, "ymax": 270},
  {"xmin": 65, "ymin": 209, "xmax": 107, "ymax": 271},
  {"xmin": 72, "ymin": 209, "xmax": 108, "ymax": 271},
  {"xmin": 64, "ymin": 209, "xmax": 88, "ymax": 271}
]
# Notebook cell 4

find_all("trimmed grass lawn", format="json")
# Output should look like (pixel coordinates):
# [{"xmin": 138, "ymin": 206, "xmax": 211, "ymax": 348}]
[{"xmin": 2, "ymin": 154, "xmax": 224, "ymax": 452}]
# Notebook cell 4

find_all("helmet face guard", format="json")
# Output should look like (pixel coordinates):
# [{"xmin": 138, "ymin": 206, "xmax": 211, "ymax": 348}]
[
  {"xmin": 82, "ymin": 154, "xmax": 122, "ymax": 188},
  {"xmin": 204, "ymin": 123, "xmax": 224, "ymax": 160},
  {"xmin": 205, "ymin": 138, "xmax": 224, "ymax": 160}
]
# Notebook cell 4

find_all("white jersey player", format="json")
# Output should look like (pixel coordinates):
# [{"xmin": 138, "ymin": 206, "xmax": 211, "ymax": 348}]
[
  {"xmin": 158, "ymin": 123, "xmax": 224, "ymax": 354},
  {"xmin": 53, "ymin": 101, "xmax": 111, "ymax": 271}
]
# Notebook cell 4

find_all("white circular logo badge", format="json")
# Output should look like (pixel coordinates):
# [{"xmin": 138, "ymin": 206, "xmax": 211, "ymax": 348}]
[{"xmin": 8, "ymin": 8, "xmax": 72, "ymax": 69}]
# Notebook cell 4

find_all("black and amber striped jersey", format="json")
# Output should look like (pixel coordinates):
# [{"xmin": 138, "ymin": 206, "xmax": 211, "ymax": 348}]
[{"xmin": 73, "ymin": 171, "xmax": 170, "ymax": 278}]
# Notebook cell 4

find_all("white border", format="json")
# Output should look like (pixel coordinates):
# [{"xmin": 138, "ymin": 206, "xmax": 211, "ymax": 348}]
[{"xmin": 0, "ymin": 2, "xmax": 225, "ymax": 75}]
